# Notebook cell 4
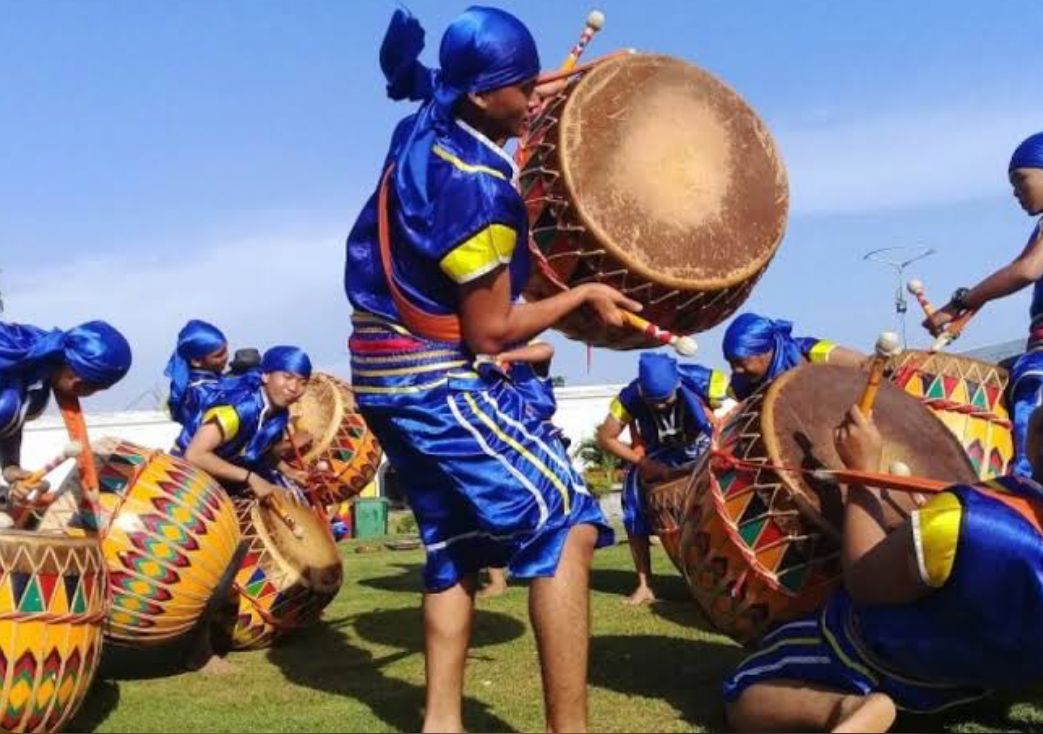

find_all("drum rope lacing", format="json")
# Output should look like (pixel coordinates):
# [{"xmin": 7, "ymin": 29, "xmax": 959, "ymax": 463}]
[
  {"xmin": 0, "ymin": 609, "xmax": 107, "ymax": 625},
  {"xmin": 890, "ymin": 360, "xmax": 1013, "ymax": 429}
]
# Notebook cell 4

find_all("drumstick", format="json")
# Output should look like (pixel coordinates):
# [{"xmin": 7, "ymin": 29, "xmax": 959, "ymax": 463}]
[
  {"xmin": 561, "ymin": 10, "xmax": 605, "ymax": 72},
  {"xmin": 906, "ymin": 279, "xmax": 936, "ymax": 317},
  {"xmin": 622, "ymin": 311, "xmax": 697, "ymax": 357},
  {"xmin": 264, "ymin": 492, "xmax": 304, "ymax": 540},
  {"xmin": 930, "ymin": 307, "xmax": 980, "ymax": 352},
  {"xmin": 856, "ymin": 331, "xmax": 902, "ymax": 417},
  {"xmin": 23, "ymin": 442, "xmax": 83, "ymax": 502}
]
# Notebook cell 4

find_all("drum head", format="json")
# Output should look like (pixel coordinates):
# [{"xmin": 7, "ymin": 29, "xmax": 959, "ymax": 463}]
[
  {"xmin": 252, "ymin": 501, "xmax": 342, "ymax": 594},
  {"xmin": 559, "ymin": 53, "xmax": 788, "ymax": 291},
  {"xmin": 290, "ymin": 373, "xmax": 348, "ymax": 464},
  {"xmin": 762, "ymin": 364, "xmax": 977, "ymax": 531}
]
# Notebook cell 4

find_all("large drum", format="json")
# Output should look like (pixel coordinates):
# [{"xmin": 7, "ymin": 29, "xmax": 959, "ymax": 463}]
[
  {"xmin": 289, "ymin": 372, "xmax": 382, "ymax": 505},
  {"xmin": 679, "ymin": 364, "xmax": 977, "ymax": 643},
  {"xmin": 0, "ymin": 529, "xmax": 106, "ymax": 733},
  {"xmin": 519, "ymin": 53, "xmax": 788, "ymax": 348},
  {"xmin": 643, "ymin": 472, "xmax": 696, "ymax": 572},
  {"xmin": 890, "ymin": 351, "xmax": 1013, "ymax": 479},
  {"xmin": 229, "ymin": 496, "xmax": 343, "ymax": 650},
  {"xmin": 46, "ymin": 439, "xmax": 243, "ymax": 646}
]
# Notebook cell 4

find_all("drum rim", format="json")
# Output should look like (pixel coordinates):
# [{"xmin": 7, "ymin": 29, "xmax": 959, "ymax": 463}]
[
  {"xmin": 249, "ymin": 501, "xmax": 342, "ymax": 592},
  {"xmin": 292, "ymin": 372, "xmax": 348, "ymax": 464},
  {"xmin": 557, "ymin": 52, "xmax": 789, "ymax": 292},
  {"xmin": 0, "ymin": 528, "xmax": 103, "ymax": 552}
]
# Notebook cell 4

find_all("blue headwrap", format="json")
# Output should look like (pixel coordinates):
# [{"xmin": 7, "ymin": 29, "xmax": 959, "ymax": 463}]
[
  {"xmin": 261, "ymin": 346, "xmax": 312, "ymax": 379},
  {"xmin": 164, "ymin": 319, "xmax": 227, "ymax": 415},
  {"xmin": 638, "ymin": 353, "xmax": 681, "ymax": 402},
  {"xmin": 0, "ymin": 320, "xmax": 131, "ymax": 388},
  {"xmin": 380, "ymin": 6, "xmax": 540, "ymax": 222},
  {"xmin": 1010, "ymin": 132, "xmax": 1043, "ymax": 171},
  {"xmin": 723, "ymin": 313, "xmax": 803, "ymax": 398}
]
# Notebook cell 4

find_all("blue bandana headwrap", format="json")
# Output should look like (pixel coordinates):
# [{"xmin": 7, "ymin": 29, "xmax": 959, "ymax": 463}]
[
  {"xmin": 1010, "ymin": 132, "xmax": 1043, "ymax": 171},
  {"xmin": 164, "ymin": 319, "xmax": 227, "ymax": 415},
  {"xmin": 723, "ymin": 313, "xmax": 803, "ymax": 398},
  {"xmin": 261, "ymin": 346, "xmax": 312, "ymax": 379},
  {"xmin": 0, "ymin": 320, "xmax": 132, "ymax": 389},
  {"xmin": 638, "ymin": 353, "xmax": 681, "ymax": 402},
  {"xmin": 379, "ymin": 6, "xmax": 540, "ymax": 224}
]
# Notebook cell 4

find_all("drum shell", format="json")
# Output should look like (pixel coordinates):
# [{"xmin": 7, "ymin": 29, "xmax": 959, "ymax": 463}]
[
  {"xmin": 0, "ymin": 530, "xmax": 106, "ymax": 733},
  {"xmin": 642, "ymin": 472, "xmax": 696, "ymax": 572}
]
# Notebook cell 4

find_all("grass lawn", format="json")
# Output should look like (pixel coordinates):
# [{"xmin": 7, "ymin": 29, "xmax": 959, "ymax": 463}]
[{"xmin": 69, "ymin": 539, "xmax": 1043, "ymax": 733}]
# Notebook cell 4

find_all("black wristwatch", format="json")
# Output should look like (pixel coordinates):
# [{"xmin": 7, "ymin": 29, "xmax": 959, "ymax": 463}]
[{"xmin": 950, "ymin": 287, "xmax": 972, "ymax": 311}]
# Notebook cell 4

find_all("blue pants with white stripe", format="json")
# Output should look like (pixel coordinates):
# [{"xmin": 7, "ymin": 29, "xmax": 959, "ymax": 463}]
[{"xmin": 359, "ymin": 370, "xmax": 614, "ymax": 592}]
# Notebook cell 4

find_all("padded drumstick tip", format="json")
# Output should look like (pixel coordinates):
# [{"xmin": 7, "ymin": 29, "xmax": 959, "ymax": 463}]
[
  {"xmin": 888, "ymin": 461, "xmax": 911, "ymax": 476},
  {"xmin": 906, "ymin": 279, "xmax": 924, "ymax": 296},
  {"xmin": 316, "ymin": 460, "xmax": 330, "ymax": 472},
  {"xmin": 63, "ymin": 441, "xmax": 83, "ymax": 458},
  {"xmin": 674, "ymin": 336, "xmax": 698, "ymax": 357},
  {"xmin": 586, "ymin": 10, "xmax": 606, "ymax": 29},
  {"xmin": 875, "ymin": 331, "xmax": 901, "ymax": 358}
]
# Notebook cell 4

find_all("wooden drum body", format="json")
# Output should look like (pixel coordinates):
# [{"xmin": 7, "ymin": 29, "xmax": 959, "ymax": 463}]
[
  {"xmin": 679, "ymin": 364, "xmax": 977, "ymax": 643},
  {"xmin": 519, "ymin": 53, "xmax": 788, "ymax": 348}
]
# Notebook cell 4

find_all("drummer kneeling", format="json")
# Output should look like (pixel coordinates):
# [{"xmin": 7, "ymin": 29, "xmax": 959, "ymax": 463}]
[
  {"xmin": 725, "ymin": 405, "xmax": 1043, "ymax": 733},
  {"xmin": 597, "ymin": 353, "xmax": 727, "ymax": 605}
]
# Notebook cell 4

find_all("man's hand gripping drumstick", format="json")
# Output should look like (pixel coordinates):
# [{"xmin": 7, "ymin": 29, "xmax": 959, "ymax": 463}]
[
  {"xmin": 913, "ymin": 279, "xmax": 980, "ymax": 351},
  {"xmin": 856, "ymin": 331, "xmax": 902, "ymax": 417},
  {"xmin": 20, "ymin": 441, "xmax": 83, "ymax": 504}
]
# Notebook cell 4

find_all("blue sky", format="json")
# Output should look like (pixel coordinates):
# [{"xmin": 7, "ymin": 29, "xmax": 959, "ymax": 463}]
[{"xmin": 2, "ymin": 1, "xmax": 1042, "ymax": 410}]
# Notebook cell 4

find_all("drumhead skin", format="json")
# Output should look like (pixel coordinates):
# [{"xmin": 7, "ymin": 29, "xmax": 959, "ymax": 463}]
[
  {"xmin": 763, "ymin": 364, "xmax": 978, "ymax": 533},
  {"xmin": 560, "ymin": 53, "xmax": 788, "ymax": 291}
]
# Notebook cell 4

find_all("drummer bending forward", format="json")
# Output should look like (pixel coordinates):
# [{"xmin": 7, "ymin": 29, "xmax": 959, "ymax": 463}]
[
  {"xmin": 724, "ymin": 406, "xmax": 1043, "ymax": 732},
  {"xmin": 924, "ymin": 132, "xmax": 1043, "ymax": 478},
  {"xmin": 0, "ymin": 320, "xmax": 132, "ymax": 522},
  {"xmin": 597, "ymin": 353, "xmax": 726, "ymax": 604},
  {"xmin": 723, "ymin": 312, "xmax": 866, "ymax": 400},
  {"xmin": 345, "ymin": 7, "xmax": 638, "ymax": 732},
  {"xmin": 176, "ymin": 346, "xmax": 312, "ymax": 499}
]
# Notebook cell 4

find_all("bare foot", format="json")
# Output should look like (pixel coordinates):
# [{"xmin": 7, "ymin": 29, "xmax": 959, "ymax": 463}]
[
  {"xmin": 624, "ymin": 586, "xmax": 656, "ymax": 606},
  {"xmin": 197, "ymin": 655, "xmax": 238, "ymax": 676},
  {"xmin": 832, "ymin": 693, "xmax": 896, "ymax": 733},
  {"xmin": 477, "ymin": 582, "xmax": 507, "ymax": 599}
]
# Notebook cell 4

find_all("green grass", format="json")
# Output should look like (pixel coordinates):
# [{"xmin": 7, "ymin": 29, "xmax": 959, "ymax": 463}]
[{"xmin": 69, "ymin": 540, "xmax": 1043, "ymax": 733}]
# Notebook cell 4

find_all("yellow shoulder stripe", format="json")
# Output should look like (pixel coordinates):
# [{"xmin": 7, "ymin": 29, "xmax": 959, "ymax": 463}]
[
  {"xmin": 912, "ymin": 491, "xmax": 962, "ymax": 588},
  {"xmin": 203, "ymin": 405, "xmax": 240, "ymax": 443},
  {"xmin": 808, "ymin": 340, "xmax": 837, "ymax": 364},
  {"xmin": 432, "ymin": 145, "xmax": 507, "ymax": 181},
  {"xmin": 708, "ymin": 370, "xmax": 729, "ymax": 407},
  {"xmin": 440, "ymin": 224, "xmax": 517, "ymax": 284},
  {"xmin": 609, "ymin": 396, "xmax": 632, "ymax": 424}
]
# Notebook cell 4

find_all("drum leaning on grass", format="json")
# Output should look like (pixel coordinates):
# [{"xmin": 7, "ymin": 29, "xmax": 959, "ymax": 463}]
[
  {"xmin": 0, "ymin": 529, "xmax": 106, "ymax": 733},
  {"xmin": 519, "ymin": 52, "xmax": 789, "ymax": 348},
  {"xmin": 679, "ymin": 364, "xmax": 978, "ymax": 643}
]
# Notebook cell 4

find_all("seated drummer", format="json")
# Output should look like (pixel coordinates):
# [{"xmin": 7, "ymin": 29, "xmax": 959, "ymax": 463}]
[
  {"xmin": 175, "ymin": 345, "xmax": 312, "ymax": 500},
  {"xmin": 0, "ymin": 320, "xmax": 131, "ymax": 495},
  {"xmin": 597, "ymin": 352, "xmax": 727, "ymax": 605},
  {"xmin": 724, "ymin": 405, "xmax": 1043, "ymax": 732},
  {"xmin": 723, "ymin": 312, "xmax": 866, "ymax": 400},
  {"xmin": 164, "ymin": 319, "xmax": 229, "ymax": 427},
  {"xmin": 923, "ymin": 133, "xmax": 1043, "ymax": 478}
]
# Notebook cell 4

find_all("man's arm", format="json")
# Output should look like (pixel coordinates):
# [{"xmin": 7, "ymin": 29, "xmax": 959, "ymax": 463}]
[{"xmin": 183, "ymin": 422, "xmax": 280, "ymax": 499}]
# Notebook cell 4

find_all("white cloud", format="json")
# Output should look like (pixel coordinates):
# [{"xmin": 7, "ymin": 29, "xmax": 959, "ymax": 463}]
[
  {"xmin": 779, "ymin": 102, "xmax": 1043, "ymax": 215},
  {"xmin": 3, "ymin": 228, "xmax": 353, "ymax": 410}
]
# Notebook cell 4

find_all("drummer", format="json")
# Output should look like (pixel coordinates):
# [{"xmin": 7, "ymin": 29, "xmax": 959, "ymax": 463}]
[
  {"xmin": 175, "ymin": 345, "xmax": 312, "ymax": 500},
  {"xmin": 164, "ymin": 319, "xmax": 229, "ymax": 426},
  {"xmin": 723, "ymin": 404, "xmax": 1043, "ymax": 732},
  {"xmin": 924, "ymin": 132, "xmax": 1043, "ymax": 478},
  {"xmin": 723, "ymin": 312, "xmax": 867, "ymax": 400},
  {"xmin": 0, "ymin": 320, "xmax": 132, "ymax": 506},
  {"xmin": 344, "ymin": 6, "xmax": 638, "ymax": 731},
  {"xmin": 596, "ymin": 352, "xmax": 727, "ymax": 605}
]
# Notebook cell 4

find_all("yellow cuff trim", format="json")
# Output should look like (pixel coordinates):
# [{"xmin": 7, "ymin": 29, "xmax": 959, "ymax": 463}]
[
  {"xmin": 609, "ymin": 397, "xmax": 632, "ymax": 424},
  {"xmin": 912, "ymin": 492, "xmax": 962, "ymax": 588},
  {"xmin": 203, "ymin": 405, "xmax": 240, "ymax": 443},
  {"xmin": 808, "ymin": 340, "xmax": 837, "ymax": 364},
  {"xmin": 440, "ymin": 224, "xmax": 518, "ymax": 284},
  {"xmin": 708, "ymin": 370, "xmax": 729, "ymax": 408}
]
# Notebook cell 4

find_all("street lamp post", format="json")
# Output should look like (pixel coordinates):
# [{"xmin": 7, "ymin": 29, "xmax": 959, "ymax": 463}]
[{"xmin": 863, "ymin": 246, "xmax": 936, "ymax": 348}]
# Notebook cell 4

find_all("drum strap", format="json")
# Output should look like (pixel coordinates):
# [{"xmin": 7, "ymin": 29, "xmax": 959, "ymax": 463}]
[{"xmin": 377, "ymin": 165, "xmax": 464, "ymax": 343}]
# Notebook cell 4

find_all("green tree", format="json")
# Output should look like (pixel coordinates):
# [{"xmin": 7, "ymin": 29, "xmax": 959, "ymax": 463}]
[{"xmin": 574, "ymin": 436, "xmax": 622, "ymax": 496}]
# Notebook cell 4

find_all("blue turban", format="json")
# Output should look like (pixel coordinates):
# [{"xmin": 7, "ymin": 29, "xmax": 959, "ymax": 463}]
[
  {"xmin": 164, "ymin": 319, "xmax": 227, "ymax": 414},
  {"xmin": 638, "ymin": 353, "xmax": 681, "ymax": 402},
  {"xmin": 380, "ymin": 6, "xmax": 540, "ymax": 223},
  {"xmin": 1010, "ymin": 132, "xmax": 1043, "ymax": 171},
  {"xmin": 0, "ymin": 320, "xmax": 132, "ymax": 389},
  {"xmin": 723, "ymin": 313, "xmax": 804, "ymax": 397},
  {"xmin": 261, "ymin": 346, "xmax": 312, "ymax": 379}
]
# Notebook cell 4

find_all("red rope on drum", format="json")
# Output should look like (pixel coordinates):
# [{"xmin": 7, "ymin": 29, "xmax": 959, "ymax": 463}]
[
  {"xmin": 709, "ymin": 449, "xmax": 949, "ymax": 495},
  {"xmin": 920, "ymin": 398, "xmax": 1012, "ymax": 429}
]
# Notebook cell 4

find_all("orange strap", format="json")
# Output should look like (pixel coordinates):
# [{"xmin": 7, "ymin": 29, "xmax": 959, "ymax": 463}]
[
  {"xmin": 54, "ymin": 390, "xmax": 103, "ymax": 527},
  {"xmin": 377, "ymin": 165, "xmax": 463, "ymax": 343}
]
